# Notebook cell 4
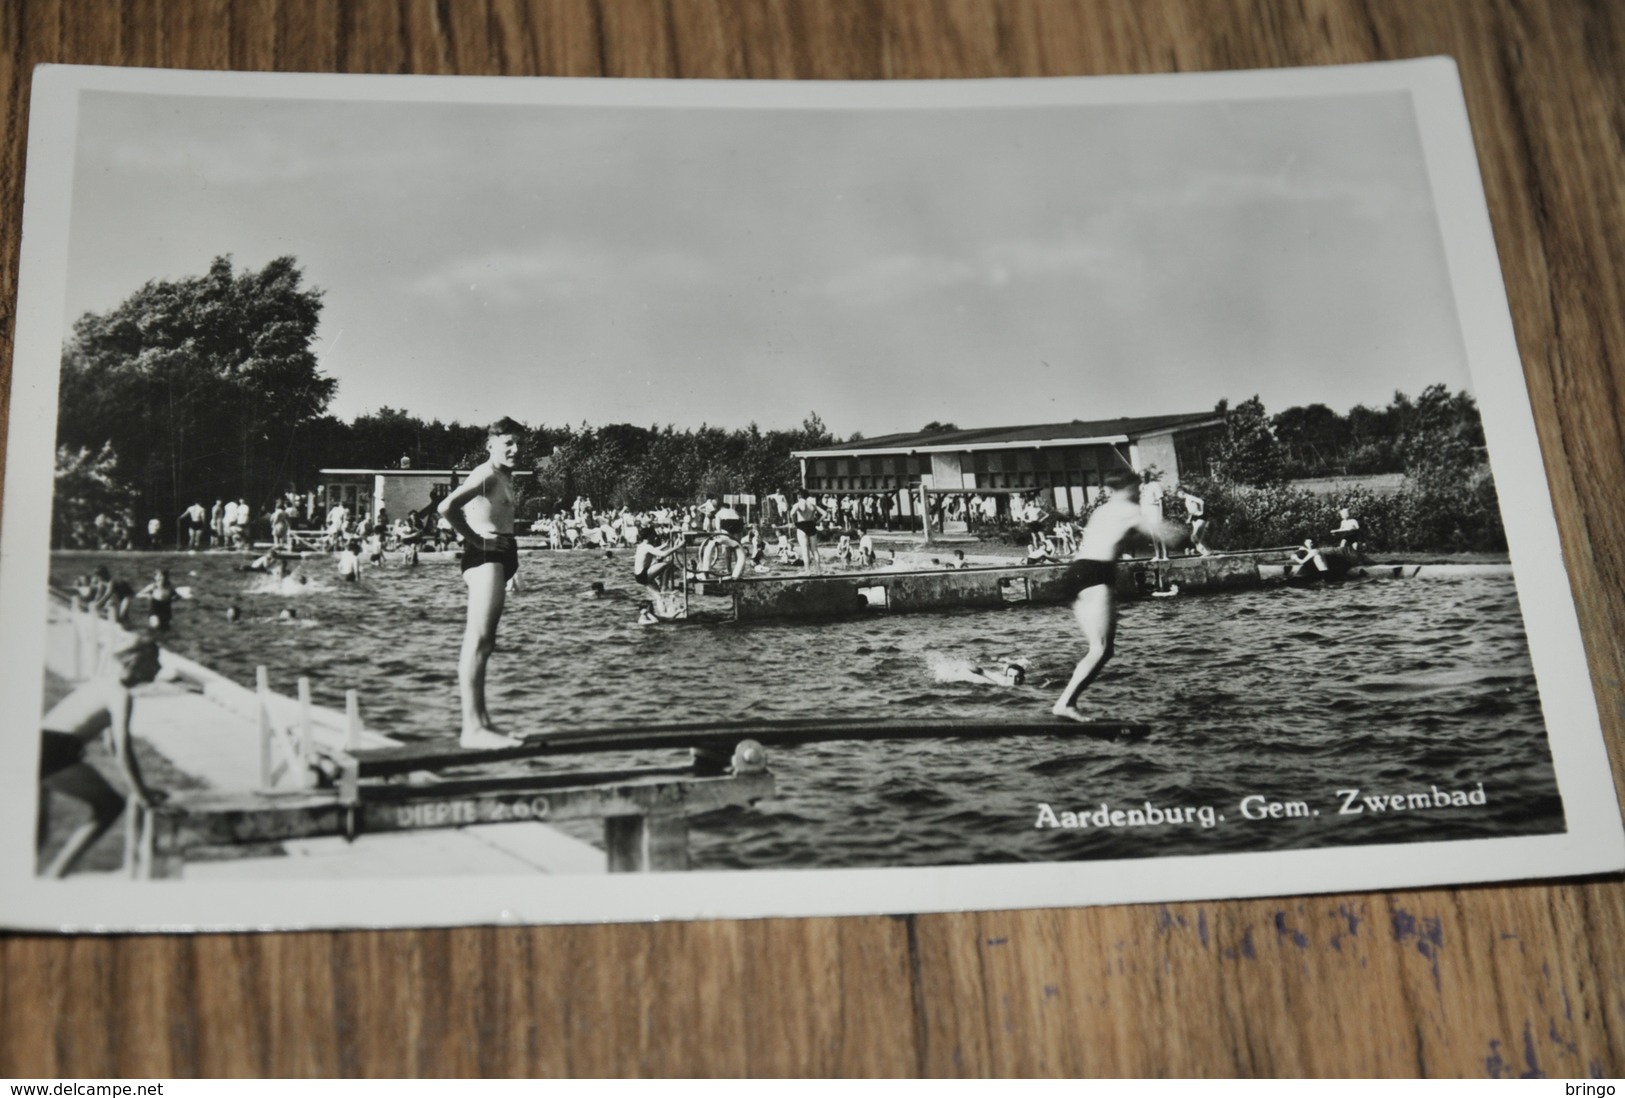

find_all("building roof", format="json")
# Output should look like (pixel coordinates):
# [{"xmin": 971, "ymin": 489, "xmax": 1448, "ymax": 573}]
[
  {"xmin": 317, "ymin": 468, "xmax": 458, "ymax": 477},
  {"xmin": 317, "ymin": 468, "xmax": 536, "ymax": 477},
  {"xmin": 794, "ymin": 411, "xmax": 1224, "ymax": 458}
]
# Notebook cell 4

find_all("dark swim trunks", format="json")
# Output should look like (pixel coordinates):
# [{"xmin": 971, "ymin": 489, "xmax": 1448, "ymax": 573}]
[
  {"xmin": 148, "ymin": 596, "xmax": 173, "ymax": 629},
  {"xmin": 1058, "ymin": 558, "xmax": 1117, "ymax": 600},
  {"xmin": 40, "ymin": 731, "xmax": 84, "ymax": 779},
  {"xmin": 460, "ymin": 535, "xmax": 519, "ymax": 580},
  {"xmin": 795, "ymin": 520, "xmax": 819, "ymax": 537}
]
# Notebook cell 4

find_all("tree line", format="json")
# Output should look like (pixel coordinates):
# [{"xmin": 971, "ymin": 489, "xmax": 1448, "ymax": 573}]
[
  {"xmin": 53, "ymin": 255, "xmax": 1501, "ymax": 551},
  {"xmin": 1187, "ymin": 388, "xmax": 1502, "ymax": 552},
  {"xmin": 52, "ymin": 256, "xmax": 837, "ymax": 542},
  {"xmin": 1212, "ymin": 389, "xmax": 1487, "ymax": 485}
]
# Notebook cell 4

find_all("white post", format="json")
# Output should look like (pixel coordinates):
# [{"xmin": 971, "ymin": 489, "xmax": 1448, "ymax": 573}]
[
  {"xmin": 257, "ymin": 666, "xmax": 273, "ymax": 788},
  {"xmin": 297, "ymin": 677, "xmax": 314, "ymax": 759},
  {"xmin": 138, "ymin": 803, "xmax": 155, "ymax": 880},
  {"xmin": 94, "ymin": 610, "xmax": 112, "ymax": 677},
  {"xmin": 679, "ymin": 537, "xmax": 690, "ymax": 617},
  {"xmin": 123, "ymin": 798, "xmax": 141, "ymax": 879},
  {"xmin": 70, "ymin": 597, "xmax": 85, "ymax": 680},
  {"xmin": 345, "ymin": 689, "xmax": 362, "ymax": 750}
]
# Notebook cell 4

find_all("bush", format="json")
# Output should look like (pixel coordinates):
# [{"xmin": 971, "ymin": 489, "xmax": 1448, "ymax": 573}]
[
  {"xmin": 1177, "ymin": 471, "xmax": 1505, "ymax": 554},
  {"xmin": 53, "ymin": 443, "xmax": 139, "ymax": 549}
]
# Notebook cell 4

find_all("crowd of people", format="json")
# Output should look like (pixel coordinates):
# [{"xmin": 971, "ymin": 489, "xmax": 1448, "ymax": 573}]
[
  {"xmin": 61, "ymin": 474, "xmax": 1243, "ymax": 563},
  {"xmin": 65, "ymin": 481, "xmax": 1241, "ymax": 582}
]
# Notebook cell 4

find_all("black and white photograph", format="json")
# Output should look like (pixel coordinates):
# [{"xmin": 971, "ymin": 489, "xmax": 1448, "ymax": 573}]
[{"xmin": 1, "ymin": 60, "xmax": 1620, "ymax": 931}]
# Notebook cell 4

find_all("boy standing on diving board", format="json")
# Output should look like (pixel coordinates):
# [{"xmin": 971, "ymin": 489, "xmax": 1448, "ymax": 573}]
[{"xmin": 439, "ymin": 417, "xmax": 525, "ymax": 748}]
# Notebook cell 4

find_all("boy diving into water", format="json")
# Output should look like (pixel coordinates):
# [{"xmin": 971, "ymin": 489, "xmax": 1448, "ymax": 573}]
[
  {"xmin": 1053, "ymin": 470, "xmax": 1186, "ymax": 723},
  {"xmin": 439, "ymin": 417, "xmax": 525, "ymax": 748}
]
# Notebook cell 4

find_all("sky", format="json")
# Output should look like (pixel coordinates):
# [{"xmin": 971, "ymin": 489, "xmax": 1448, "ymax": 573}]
[{"xmin": 62, "ymin": 86, "xmax": 1471, "ymax": 439}]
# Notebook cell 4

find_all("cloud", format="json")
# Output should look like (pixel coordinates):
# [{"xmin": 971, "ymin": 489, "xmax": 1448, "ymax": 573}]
[
  {"xmin": 406, "ymin": 246, "xmax": 711, "ymax": 306},
  {"xmin": 820, "ymin": 239, "xmax": 1111, "ymax": 306},
  {"xmin": 1135, "ymin": 164, "xmax": 1419, "ymax": 222},
  {"xmin": 88, "ymin": 126, "xmax": 324, "ymax": 186}
]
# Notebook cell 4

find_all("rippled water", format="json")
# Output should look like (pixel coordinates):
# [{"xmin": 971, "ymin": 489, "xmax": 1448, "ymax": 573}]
[{"xmin": 52, "ymin": 549, "xmax": 1564, "ymax": 869}]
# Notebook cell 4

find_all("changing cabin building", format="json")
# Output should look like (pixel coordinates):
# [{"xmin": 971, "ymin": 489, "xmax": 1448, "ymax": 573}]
[
  {"xmin": 315, "ymin": 468, "xmax": 461, "ymax": 526},
  {"xmin": 793, "ymin": 412, "xmax": 1226, "ymax": 519},
  {"xmin": 316, "ymin": 465, "xmax": 540, "ymax": 526}
]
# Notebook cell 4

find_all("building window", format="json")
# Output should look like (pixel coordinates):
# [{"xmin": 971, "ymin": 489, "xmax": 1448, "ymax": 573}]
[{"xmin": 1174, "ymin": 425, "xmax": 1223, "ymax": 479}]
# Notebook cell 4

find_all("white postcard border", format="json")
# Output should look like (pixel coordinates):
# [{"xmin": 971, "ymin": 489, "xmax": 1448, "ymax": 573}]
[{"xmin": 1, "ymin": 58, "xmax": 1620, "ymax": 933}]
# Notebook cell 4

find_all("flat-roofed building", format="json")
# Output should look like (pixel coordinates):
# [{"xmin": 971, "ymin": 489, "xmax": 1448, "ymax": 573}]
[
  {"xmin": 315, "ymin": 465, "xmax": 545, "ymax": 525},
  {"xmin": 793, "ymin": 412, "xmax": 1225, "ymax": 518},
  {"xmin": 315, "ymin": 469, "xmax": 459, "ymax": 526}
]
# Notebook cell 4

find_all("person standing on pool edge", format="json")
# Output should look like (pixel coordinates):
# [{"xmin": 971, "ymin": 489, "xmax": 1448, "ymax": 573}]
[
  {"xmin": 1053, "ymin": 470, "xmax": 1187, "ymax": 724},
  {"xmin": 438, "ymin": 417, "xmax": 525, "ymax": 749}
]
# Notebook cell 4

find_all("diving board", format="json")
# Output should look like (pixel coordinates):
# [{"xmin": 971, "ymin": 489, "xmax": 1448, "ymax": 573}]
[{"xmin": 352, "ymin": 715, "xmax": 1150, "ymax": 778}]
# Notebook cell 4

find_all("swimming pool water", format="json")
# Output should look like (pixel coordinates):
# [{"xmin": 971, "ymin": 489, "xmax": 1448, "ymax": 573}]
[{"xmin": 50, "ymin": 549, "xmax": 1565, "ymax": 869}]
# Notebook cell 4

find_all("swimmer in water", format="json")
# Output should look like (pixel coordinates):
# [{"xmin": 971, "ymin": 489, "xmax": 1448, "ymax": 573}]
[
  {"xmin": 88, "ymin": 566, "xmax": 135, "ymax": 624},
  {"xmin": 225, "ymin": 605, "xmax": 242, "ymax": 623},
  {"xmin": 971, "ymin": 662, "xmax": 1027, "ymax": 686},
  {"xmin": 134, "ymin": 569, "xmax": 178, "ymax": 631},
  {"xmin": 637, "ymin": 588, "xmax": 691, "ymax": 624},
  {"xmin": 584, "ymin": 580, "xmax": 632, "ymax": 601},
  {"xmin": 939, "ymin": 660, "xmax": 1028, "ymax": 686},
  {"xmin": 636, "ymin": 597, "xmax": 719, "ymax": 625},
  {"xmin": 337, "ymin": 541, "xmax": 362, "ymax": 582}
]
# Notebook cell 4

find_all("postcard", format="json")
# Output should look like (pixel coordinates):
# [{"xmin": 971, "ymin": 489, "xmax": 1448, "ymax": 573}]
[{"xmin": 2, "ymin": 59, "xmax": 1620, "ymax": 932}]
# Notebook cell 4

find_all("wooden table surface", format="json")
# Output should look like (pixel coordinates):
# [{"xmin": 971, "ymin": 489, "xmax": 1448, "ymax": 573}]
[{"xmin": 3, "ymin": 0, "xmax": 1623, "ymax": 1078}]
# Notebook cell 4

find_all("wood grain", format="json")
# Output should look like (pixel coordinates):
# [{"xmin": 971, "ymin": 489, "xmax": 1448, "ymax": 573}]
[{"xmin": 3, "ymin": 0, "xmax": 1623, "ymax": 1078}]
